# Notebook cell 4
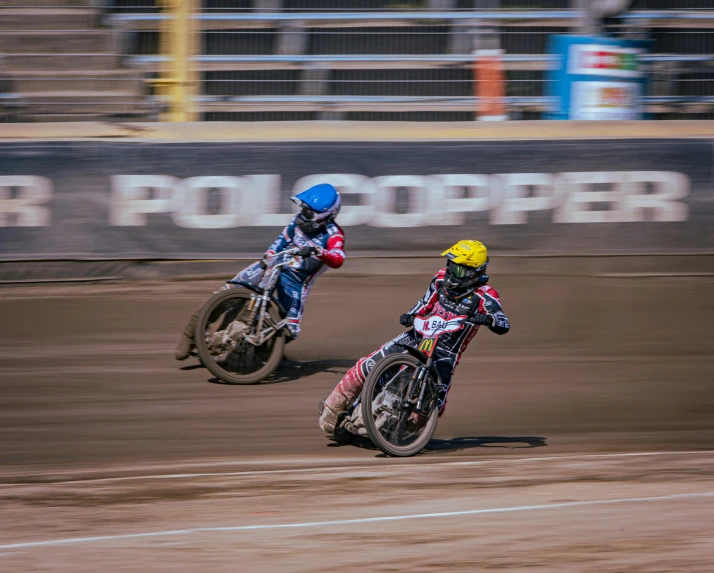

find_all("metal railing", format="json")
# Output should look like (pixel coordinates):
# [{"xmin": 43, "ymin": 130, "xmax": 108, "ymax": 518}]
[
  {"xmin": 108, "ymin": 0, "xmax": 714, "ymax": 11},
  {"xmin": 109, "ymin": 9, "xmax": 714, "ymax": 22},
  {"xmin": 120, "ymin": 8, "xmax": 713, "ymax": 121}
]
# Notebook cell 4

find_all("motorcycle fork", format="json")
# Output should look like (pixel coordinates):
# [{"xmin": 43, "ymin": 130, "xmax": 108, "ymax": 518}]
[
  {"xmin": 402, "ymin": 363, "xmax": 428, "ymax": 411},
  {"xmin": 254, "ymin": 267, "xmax": 282, "ymax": 344},
  {"xmin": 245, "ymin": 295, "xmax": 259, "ymax": 328},
  {"xmin": 254, "ymin": 296, "xmax": 269, "ymax": 344},
  {"xmin": 415, "ymin": 371, "xmax": 432, "ymax": 413}
]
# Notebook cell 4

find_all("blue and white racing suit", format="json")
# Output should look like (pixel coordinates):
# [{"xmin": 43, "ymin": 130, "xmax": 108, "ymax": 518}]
[{"xmin": 231, "ymin": 216, "xmax": 346, "ymax": 338}]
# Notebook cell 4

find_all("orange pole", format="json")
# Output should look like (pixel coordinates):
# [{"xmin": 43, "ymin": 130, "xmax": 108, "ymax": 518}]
[{"xmin": 473, "ymin": 49, "xmax": 507, "ymax": 121}]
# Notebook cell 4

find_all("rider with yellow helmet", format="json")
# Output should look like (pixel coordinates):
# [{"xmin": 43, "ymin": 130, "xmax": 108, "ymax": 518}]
[
  {"xmin": 319, "ymin": 240, "xmax": 510, "ymax": 435},
  {"xmin": 439, "ymin": 239, "xmax": 490, "ymax": 300}
]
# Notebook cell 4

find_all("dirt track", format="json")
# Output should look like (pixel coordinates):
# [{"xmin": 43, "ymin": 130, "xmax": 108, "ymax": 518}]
[{"xmin": 1, "ymin": 272, "xmax": 713, "ymax": 572}]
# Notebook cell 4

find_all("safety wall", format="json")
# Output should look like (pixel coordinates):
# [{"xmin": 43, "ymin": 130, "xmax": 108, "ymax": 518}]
[{"xmin": 0, "ymin": 137, "xmax": 712, "ymax": 260}]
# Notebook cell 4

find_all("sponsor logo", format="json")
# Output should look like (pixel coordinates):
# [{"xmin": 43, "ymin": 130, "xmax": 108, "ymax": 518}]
[
  {"xmin": 432, "ymin": 302, "xmax": 461, "ymax": 322},
  {"xmin": 571, "ymin": 81, "xmax": 641, "ymax": 121},
  {"xmin": 418, "ymin": 337, "xmax": 435, "ymax": 356},
  {"xmin": 414, "ymin": 315, "xmax": 467, "ymax": 337},
  {"xmin": 0, "ymin": 176, "xmax": 52, "ymax": 227},
  {"xmin": 293, "ymin": 233, "xmax": 310, "ymax": 248},
  {"xmin": 245, "ymin": 265, "xmax": 263, "ymax": 280},
  {"xmin": 569, "ymin": 44, "xmax": 643, "ymax": 78},
  {"xmin": 0, "ymin": 171, "xmax": 690, "ymax": 228}
]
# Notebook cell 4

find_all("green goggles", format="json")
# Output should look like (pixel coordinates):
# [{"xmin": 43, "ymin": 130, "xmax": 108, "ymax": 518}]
[{"xmin": 447, "ymin": 260, "xmax": 478, "ymax": 279}]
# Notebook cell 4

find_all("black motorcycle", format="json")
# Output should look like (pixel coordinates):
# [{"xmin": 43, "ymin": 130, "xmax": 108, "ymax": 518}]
[{"xmin": 336, "ymin": 314, "xmax": 473, "ymax": 457}]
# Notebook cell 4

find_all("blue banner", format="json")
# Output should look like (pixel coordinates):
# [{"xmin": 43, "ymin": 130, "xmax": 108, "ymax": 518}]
[{"xmin": 546, "ymin": 35, "xmax": 650, "ymax": 120}]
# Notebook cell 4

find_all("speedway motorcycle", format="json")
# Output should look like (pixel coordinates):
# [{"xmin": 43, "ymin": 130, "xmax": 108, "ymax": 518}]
[
  {"xmin": 194, "ymin": 248, "xmax": 302, "ymax": 385},
  {"xmin": 336, "ymin": 314, "xmax": 474, "ymax": 457}
]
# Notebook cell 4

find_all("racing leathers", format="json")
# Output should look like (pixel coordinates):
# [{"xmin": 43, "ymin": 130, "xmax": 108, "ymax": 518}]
[
  {"xmin": 319, "ymin": 268, "xmax": 509, "ymax": 433},
  {"xmin": 231, "ymin": 216, "xmax": 345, "ymax": 338}
]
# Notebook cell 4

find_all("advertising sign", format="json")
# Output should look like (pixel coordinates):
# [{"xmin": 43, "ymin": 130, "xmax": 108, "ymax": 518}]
[
  {"xmin": 547, "ymin": 35, "xmax": 649, "ymax": 120},
  {"xmin": 0, "ymin": 139, "xmax": 711, "ymax": 260}
]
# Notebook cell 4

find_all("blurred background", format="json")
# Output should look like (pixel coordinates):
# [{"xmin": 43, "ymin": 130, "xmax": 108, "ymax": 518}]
[{"xmin": 0, "ymin": 0, "xmax": 712, "ymax": 123}]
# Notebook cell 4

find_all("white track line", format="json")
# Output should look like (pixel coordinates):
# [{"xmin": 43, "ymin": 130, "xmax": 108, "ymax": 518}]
[
  {"xmin": 2, "ymin": 450, "xmax": 712, "ymax": 487},
  {"xmin": 1, "ymin": 492, "xmax": 712, "ymax": 551}
]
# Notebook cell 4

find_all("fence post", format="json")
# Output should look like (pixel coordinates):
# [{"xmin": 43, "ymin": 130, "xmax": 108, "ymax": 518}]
[
  {"xmin": 472, "ymin": 22, "xmax": 506, "ymax": 121},
  {"xmin": 156, "ymin": 0, "xmax": 199, "ymax": 122}
]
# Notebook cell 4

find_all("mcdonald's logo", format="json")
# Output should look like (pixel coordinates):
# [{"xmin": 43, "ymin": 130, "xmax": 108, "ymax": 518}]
[{"xmin": 419, "ymin": 338, "xmax": 435, "ymax": 356}]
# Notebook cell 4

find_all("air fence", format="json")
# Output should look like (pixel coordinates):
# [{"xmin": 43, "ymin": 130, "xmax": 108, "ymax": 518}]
[{"xmin": 1, "ymin": 134, "xmax": 712, "ymax": 269}]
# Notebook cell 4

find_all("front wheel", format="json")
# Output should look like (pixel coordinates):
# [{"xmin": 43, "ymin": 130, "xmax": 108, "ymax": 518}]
[
  {"xmin": 194, "ymin": 288, "xmax": 285, "ymax": 385},
  {"xmin": 362, "ymin": 353, "xmax": 439, "ymax": 457}
]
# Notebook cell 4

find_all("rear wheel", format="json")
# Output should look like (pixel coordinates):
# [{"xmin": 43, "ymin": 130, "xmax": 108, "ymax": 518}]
[
  {"xmin": 194, "ymin": 289, "xmax": 285, "ymax": 385},
  {"xmin": 362, "ymin": 353, "xmax": 439, "ymax": 457}
]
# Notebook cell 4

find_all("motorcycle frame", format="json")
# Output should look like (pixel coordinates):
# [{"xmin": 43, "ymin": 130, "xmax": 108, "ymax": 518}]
[
  {"xmin": 227, "ymin": 248, "xmax": 300, "ymax": 347},
  {"xmin": 394, "ymin": 316, "xmax": 473, "ymax": 416}
]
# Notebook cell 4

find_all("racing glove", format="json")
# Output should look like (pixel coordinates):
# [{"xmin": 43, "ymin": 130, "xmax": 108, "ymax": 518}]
[
  {"xmin": 399, "ymin": 313, "xmax": 414, "ymax": 327},
  {"xmin": 470, "ymin": 313, "xmax": 494, "ymax": 327},
  {"xmin": 298, "ymin": 245, "xmax": 320, "ymax": 258}
]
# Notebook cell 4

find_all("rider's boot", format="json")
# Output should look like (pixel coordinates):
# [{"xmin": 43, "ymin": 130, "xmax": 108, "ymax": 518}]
[
  {"xmin": 318, "ymin": 392, "xmax": 348, "ymax": 434},
  {"xmin": 174, "ymin": 308, "xmax": 200, "ymax": 361},
  {"xmin": 284, "ymin": 322, "xmax": 299, "ymax": 344},
  {"xmin": 318, "ymin": 363, "xmax": 367, "ymax": 433}
]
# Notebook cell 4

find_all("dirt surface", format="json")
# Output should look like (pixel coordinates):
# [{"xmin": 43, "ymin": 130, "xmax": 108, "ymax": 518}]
[{"xmin": 1, "ymin": 273, "xmax": 713, "ymax": 572}]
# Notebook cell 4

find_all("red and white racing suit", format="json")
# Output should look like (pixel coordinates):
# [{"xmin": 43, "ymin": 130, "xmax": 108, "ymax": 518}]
[{"xmin": 323, "ymin": 268, "xmax": 509, "ymax": 417}]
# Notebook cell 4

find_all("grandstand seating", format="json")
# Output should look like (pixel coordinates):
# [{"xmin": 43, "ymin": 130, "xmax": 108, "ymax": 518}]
[
  {"xmin": 1, "ymin": 0, "xmax": 712, "ymax": 122},
  {"xmin": 0, "ymin": 0, "xmax": 152, "ymax": 122}
]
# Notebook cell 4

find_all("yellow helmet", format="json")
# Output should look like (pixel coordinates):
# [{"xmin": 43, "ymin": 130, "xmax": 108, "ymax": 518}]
[
  {"xmin": 441, "ymin": 240, "xmax": 489, "ymax": 297},
  {"xmin": 441, "ymin": 240, "xmax": 488, "ymax": 268}
]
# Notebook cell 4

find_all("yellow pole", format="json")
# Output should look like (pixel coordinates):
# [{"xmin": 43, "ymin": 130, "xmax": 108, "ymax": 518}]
[{"xmin": 156, "ymin": 0, "xmax": 198, "ymax": 122}]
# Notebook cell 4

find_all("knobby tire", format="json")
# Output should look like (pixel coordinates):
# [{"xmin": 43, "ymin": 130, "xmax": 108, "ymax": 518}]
[
  {"xmin": 194, "ymin": 289, "xmax": 285, "ymax": 385},
  {"xmin": 362, "ymin": 353, "xmax": 439, "ymax": 457}
]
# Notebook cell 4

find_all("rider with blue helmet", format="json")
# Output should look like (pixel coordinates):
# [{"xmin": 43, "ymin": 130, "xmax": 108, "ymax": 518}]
[{"xmin": 175, "ymin": 183, "xmax": 345, "ymax": 360}]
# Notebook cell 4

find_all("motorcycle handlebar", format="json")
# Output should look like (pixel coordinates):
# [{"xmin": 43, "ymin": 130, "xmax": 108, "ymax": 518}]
[{"xmin": 267, "ymin": 247, "xmax": 301, "ymax": 260}]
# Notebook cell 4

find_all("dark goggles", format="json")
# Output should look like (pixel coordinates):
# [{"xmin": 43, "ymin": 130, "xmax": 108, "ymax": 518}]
[
  {"xmin": 299, "ymin": 206, "xmax": 317, "ymax": 221},
  {"xmin": 447, "ymin": 260, "xmax": 480, "ymax": 279}
]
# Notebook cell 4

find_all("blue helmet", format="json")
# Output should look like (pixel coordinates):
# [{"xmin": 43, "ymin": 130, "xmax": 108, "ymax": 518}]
[{"xmin": 290, "ymin": 183, "xmax": 341, "ymax": 232}]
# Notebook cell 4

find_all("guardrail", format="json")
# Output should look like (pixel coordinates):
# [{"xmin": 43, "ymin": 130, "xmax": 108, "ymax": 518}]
[
  {"xmin": 188, "ymin": 94, "xmax": 714, "ymax": 110},
  {"xmin": 109, "ymin": 10, "xmax": 714, "ymax": 23},
  {"xmin": 130, "ymin": 54, "xmax": 714, "ymax": 65}
]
